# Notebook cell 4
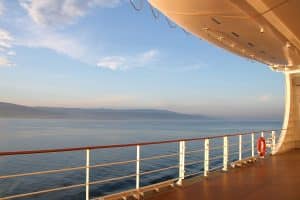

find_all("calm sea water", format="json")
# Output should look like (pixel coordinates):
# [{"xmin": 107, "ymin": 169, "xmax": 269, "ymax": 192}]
[{"xmin": 0, "ymin": 119, "xmax": 282, "ymax": 199}]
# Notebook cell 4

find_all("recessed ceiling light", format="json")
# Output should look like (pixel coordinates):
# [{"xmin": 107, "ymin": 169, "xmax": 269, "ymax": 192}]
[
  {"xmin": 211, "ymin": 17, "xmax": 221, "ymax": 25},
  {"xmin": 260, "ymin": 27, "xmax": 264, "ymax": 33},
  {"xmin": 231, "ymin": 32, "xmax": 239, "ymax": 37},
  {"xmin": 247, "ymin": 42, "xmax": 254, "ymax": 47}
]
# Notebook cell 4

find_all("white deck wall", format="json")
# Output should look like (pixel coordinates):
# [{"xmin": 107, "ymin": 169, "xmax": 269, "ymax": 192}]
[{"xmin": 276, "ymin": 73, "xmax": 300, "ymax": 153}]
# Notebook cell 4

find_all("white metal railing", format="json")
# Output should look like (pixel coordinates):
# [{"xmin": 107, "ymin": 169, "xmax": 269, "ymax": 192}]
[
  {"xmin": 136, "ymin": 145, "xmax": 140, "ymax": 191},
  {"xmin": 223, "ymin": 136, "xmax": 228, "ymax": 171},
  {"xmin": 177, "ymin": 140, "xmax": 185, "ymax": 185},
  {"xmin": 86, "ymin": 149, "xmax": 90, "ymax": 200},
  {"xmin": 0, "ymin": 129, "xmax": 283, "ymax": 200},
  {"xmin": 204, "ymin": 138, "xmax": 210, "ymax": 176}
]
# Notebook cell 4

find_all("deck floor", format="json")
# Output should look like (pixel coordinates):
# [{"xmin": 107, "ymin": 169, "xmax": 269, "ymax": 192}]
[{"xmin": 147, "ymin": 150, "xmax": 300, "ymax": 200}]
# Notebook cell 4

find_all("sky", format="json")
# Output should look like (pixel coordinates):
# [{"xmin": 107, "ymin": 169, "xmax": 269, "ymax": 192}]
[{"xmin": 0, "ymin": 0, "xmax": 285, "ymax": 120}]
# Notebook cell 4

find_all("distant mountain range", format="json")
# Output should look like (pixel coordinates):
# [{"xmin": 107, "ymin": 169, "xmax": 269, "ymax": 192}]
[{"xmin": 0, "ymin": 102, "xmax": 212, "ymax": 120}]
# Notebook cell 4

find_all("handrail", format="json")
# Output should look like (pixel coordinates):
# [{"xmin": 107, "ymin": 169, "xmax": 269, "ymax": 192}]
[
  {"xmin": 0, "ymin": 165, "xmax": 86, "ymax": 179},
  {"xmin": 0, "ymin": 129, "xmax": 283, "ymax": 200},
  {"xmin": 185, "ymin": 160, "xmax": 204, "ymax": 166},
  {"xmin": 185, "ymin": 149, "xmax": 204, "ymax": 155},
  {"xmin": 0, "ymin": 129, "xmax": 281, "ymax": 156},
  {"xmin": 140, "ymin": 165, "xmax": 179, "ymax": 176},
  {"xmin": 0, "ymin": 183, "xmax": 85, "ymax": 200},
  {"xmin": 140, "ymin": 152, "xmax": 178, "ymax": 161},
  {"xmin": 0, "ymin": 160, "xmax": 137, "ymax": 180}
]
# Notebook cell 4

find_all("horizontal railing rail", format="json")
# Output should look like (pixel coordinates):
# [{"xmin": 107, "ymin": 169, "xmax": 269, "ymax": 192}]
[
  {"xmin": 0, "ymin": 129, "xmax": 285, "ymax": 200},
  {"xmin": 0, "ymin": 129, "xmax": 282, "ymax": 156}
]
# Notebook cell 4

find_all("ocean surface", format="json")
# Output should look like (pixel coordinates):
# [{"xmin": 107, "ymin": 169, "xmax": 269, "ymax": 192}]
[{"xmin": 0, "ymin": 119, "xmax": 282, "ymax": 200}]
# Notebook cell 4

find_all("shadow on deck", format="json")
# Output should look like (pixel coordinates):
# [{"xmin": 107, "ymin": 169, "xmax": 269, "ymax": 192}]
[{"xmin": 147, "ymin": 150, "xmax": 300, "ymax": 200}]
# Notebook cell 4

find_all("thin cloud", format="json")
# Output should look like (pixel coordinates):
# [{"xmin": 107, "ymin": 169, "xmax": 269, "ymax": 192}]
[
  {"xmin": 97, "ymin": 49, "xmax": 159, "ymax": 70},
  {"xmin": 97, "ymin": 56, "xmax": 126, "ymax": 70},
  {"xmin": 139, "ymin": 49, "xmax": 159, "ymax": 63},
  {"xmin": 0, "ymin": 29, "xmax": 13, "ymax": 49},
  {"xmin": 3, "ymin": 1, "xmax": 155, "ymax": 69},
  {"xmin": 0, "ymin": 29, "xmax": 15, "ymax": 66},
  {"xmin": 19, "ymin": 0, "xmax": 122, "ymax": 26},
  {"xmin": 174, "ymin": 63, "xmax": 207, "ymax": 72},
  {"xmin": 7, "ymin": 50, "xmax": 16, "ymax": 56},
  {"xmin": 2, "ymin": 1, "xmax": 115, "ymax": 65},
  {"xmin": 258, "ymin": 94, "xmax": 272, "ymax": 102},
  {"xmin": 18, "ymin": 28, "xmax": 87, "ymax": 62},
  {"xmin": 0, "ymin": 56, "xmax": 14, "ymax": 67}
]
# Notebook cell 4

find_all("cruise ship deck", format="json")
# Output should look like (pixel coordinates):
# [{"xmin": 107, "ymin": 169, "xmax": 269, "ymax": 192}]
[
  {"xmin": 1, "ymin": 0, "xmax": 300, "ymax": 199},
  {"xmin": 148, "ymin": 150, "xmax": 300, "ymax": 200}
]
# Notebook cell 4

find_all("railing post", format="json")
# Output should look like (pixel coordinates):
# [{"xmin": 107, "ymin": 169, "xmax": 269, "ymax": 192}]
[
  {"xmin": 136, "ymin": 145, "xmax": 140, "ymax": 190},
  {"xmin": 251, "ymin": 133, "xmax": 255, "ymax": 157},
  {"xmin": 223, "ymin": 136, "xmax": 228, "ymax": 171},
  {"xmin": 271, "ymin": 131, "xmax": 276, "ymax": 154},
  {"xmin": 239, "ymin": 135, "xmax": 242, "ymax": 160},
  {"xmin": 86, "ymin": 149, "xmax": 90, "ymax": 200},
  {"xmin": 177, "ymin": 141, "xmax": 185, "ymax": 185},
  {"xmin": 204, "ymin": 139, "xmax": 209, "ymax": 176}
]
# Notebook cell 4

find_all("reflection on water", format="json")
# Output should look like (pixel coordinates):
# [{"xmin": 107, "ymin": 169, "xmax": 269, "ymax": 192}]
[{"xmin": 0, "ymin": 119, "xmax": 281, "ymax": 199}]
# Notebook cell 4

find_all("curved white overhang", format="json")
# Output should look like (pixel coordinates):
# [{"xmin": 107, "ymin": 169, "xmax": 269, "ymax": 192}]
[
  {"xmin": 149, "ymin": 0, "xmax": 300, "ymax": 153},
  {"xmin": 150, "ymin": 0, "xmax": 300, "ymax": 72}
]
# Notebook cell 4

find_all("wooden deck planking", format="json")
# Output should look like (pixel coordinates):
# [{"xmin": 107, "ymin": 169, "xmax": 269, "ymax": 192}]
[{"xmin": 147, "ymin": 150, "xmax": 300, "ymax": 200}]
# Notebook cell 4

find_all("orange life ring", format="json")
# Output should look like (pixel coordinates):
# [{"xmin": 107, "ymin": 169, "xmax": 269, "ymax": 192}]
[{"xmin": 257, "ymin": 137, "xmax": 266, "ymax": 157}]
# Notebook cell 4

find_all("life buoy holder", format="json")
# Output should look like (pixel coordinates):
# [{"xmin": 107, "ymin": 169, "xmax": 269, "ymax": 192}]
[{"xmin": 257, "ymin": 137, "xmax": 266, "ymax": 157}]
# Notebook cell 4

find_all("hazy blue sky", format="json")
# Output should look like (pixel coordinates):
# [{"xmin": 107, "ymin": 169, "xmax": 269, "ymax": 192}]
[{"xmin": 0, "ymin": 0, "xmax": 285, "ymax": 119}]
